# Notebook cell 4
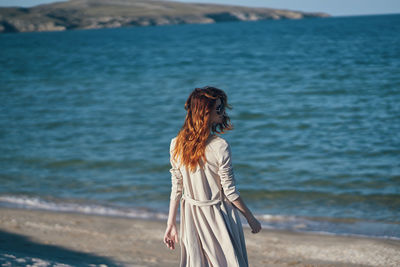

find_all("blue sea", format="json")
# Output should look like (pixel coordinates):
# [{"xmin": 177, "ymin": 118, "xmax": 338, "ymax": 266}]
[{"xmin": 1, "ymin": 14, "xmax": 399, "ymax": 239}]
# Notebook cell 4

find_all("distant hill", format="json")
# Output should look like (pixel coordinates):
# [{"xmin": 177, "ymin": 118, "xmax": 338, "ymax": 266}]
[{"xmin": 0, "ymin": 0, "xmax": 330, "ymax": 33}]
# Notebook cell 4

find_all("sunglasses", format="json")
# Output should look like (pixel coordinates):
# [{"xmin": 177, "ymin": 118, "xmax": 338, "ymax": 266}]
[{"xmin": 216, "ymin": 102, "xmax": 225, "ymax": 115}]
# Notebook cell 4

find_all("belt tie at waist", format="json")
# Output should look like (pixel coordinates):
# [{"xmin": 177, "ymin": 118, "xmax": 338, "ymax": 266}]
[{"xmin": 182, "ymin": 194, "xmax": 221, "ymax": 206}]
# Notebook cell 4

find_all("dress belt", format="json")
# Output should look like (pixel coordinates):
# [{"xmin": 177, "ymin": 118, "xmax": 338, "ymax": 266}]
[{"xmin": 182, "ymin": 194, "xmax": 221, "ymax": 206}]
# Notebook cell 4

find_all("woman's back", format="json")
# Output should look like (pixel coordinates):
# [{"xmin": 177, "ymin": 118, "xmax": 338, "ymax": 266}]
[{"xmin": 170, "ymin": 135, "xmax": 240, "ymax": 204}]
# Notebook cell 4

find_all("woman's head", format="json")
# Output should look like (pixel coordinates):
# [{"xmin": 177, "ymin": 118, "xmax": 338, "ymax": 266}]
[
  {"xmin": 174, "ymin": 86, "xmax": 233, "ymax": 171},
  {"xmin": 184, "ymin": 86, "xmax": 232, "ymax": 134}
]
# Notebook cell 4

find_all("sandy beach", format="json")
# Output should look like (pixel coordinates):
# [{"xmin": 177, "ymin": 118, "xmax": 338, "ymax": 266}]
[{"xmin": 0, "ymin": 207, "xmax": 398, "ymax": 266}]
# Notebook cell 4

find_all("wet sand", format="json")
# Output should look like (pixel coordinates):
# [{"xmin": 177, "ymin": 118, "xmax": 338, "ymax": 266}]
[{"xmin": 0, "ymin": 207, "xmax": 399, "ymax": 266}]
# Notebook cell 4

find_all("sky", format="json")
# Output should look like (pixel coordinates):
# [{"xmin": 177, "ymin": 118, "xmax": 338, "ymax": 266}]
[{"xmin": 0, "ymin": 0, "xmax": 399, "ymax": 16}]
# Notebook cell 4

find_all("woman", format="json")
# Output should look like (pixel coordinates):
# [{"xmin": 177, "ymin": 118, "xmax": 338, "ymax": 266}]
[{"xmin": 163, "ymin": 86, "xmax": 261, "ymax": 267}]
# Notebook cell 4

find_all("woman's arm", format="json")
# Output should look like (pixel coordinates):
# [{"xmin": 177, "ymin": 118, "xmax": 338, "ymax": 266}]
[
  {"xmin": 164, "ymin": 138, "xmax": 183, "ymax": 250},
  {"xmin": 163, "ymin": 198, "xmax": 180, "ymax": 250},
  {"xmin": 216, "ymin": 140, "xmax": 261, "ymax": 234},
  {"xmin": 232, "ymin": 196, "xmax": 261, "ymax": 234},
  {"xmin": 167, "ymin": 198, "xmax": 180, "ymax": 226}
]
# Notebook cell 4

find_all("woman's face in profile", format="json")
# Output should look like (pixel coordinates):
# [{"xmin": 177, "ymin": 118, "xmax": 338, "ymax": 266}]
[{"xmin": 210, "ymin": 98, "xmax": 224, "ymax": 125}]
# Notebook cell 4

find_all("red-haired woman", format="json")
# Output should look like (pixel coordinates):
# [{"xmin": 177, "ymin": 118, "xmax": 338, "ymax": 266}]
[{"xmin": 163, "ymin": 86, "xmax": 261, "ymax": 267}]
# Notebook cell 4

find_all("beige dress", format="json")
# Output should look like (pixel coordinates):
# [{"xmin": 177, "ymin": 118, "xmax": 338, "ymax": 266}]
[{"xmin": 169, "ymin": 135, "xmax": 248, "ymax": 267}]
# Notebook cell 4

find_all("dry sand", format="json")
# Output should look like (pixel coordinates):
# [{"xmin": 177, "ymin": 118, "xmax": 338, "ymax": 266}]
[{"xmin": 0, "ymin": 207, "xmax": 399, "ymax": 266}]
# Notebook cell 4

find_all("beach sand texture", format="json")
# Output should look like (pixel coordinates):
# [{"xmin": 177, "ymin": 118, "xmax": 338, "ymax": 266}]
[{"xmin": 0, "ymin": 207, "xmax": 399, "ymax": 267}]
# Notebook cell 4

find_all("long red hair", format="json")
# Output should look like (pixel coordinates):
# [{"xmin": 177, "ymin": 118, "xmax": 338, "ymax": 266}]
[{"xmin": 173, "ymin": 86, "xmax": 233, "ymax": 171}]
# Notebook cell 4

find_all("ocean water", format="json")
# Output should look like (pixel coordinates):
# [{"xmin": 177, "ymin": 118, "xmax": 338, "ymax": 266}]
[{"xmin": 1, "ymin": 14, "xmax": 399, "ymax": 239}]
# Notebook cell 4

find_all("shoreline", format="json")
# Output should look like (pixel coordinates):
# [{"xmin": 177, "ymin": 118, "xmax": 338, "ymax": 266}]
[
  {"xmin": 1, "ymin": 194, "xmax": 399, "ymax": 241},
  {"xmin": 0, "ymin": 207, "xmax": 399, "ymax": 266}
]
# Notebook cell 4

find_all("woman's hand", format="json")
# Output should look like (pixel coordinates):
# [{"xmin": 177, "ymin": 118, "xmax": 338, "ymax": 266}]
[
  {"xmin": 231, "ymin": 196, "xmax": 262, "ymax": 234},
  {"xmin": 247, "ymin": 215, "xmax": 262, "ymax": 234},
  {"xmin": 163, "ymin": 224, "xmax": 179, "ymax": 250}
]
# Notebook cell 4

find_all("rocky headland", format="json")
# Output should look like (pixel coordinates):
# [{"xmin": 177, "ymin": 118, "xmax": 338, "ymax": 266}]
[{"xmin": 0, "ymin": 0, "xmax": 330, "ymax": 33}]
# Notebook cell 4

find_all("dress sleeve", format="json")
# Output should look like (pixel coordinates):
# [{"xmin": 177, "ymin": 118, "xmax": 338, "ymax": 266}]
[
  {"xmin": 217, "ymin": 140, "xmax": 240, "ymax": 202},
  {"xmin": 169, "ymin": 139, "xmax": 183, "ymax": 201}
]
